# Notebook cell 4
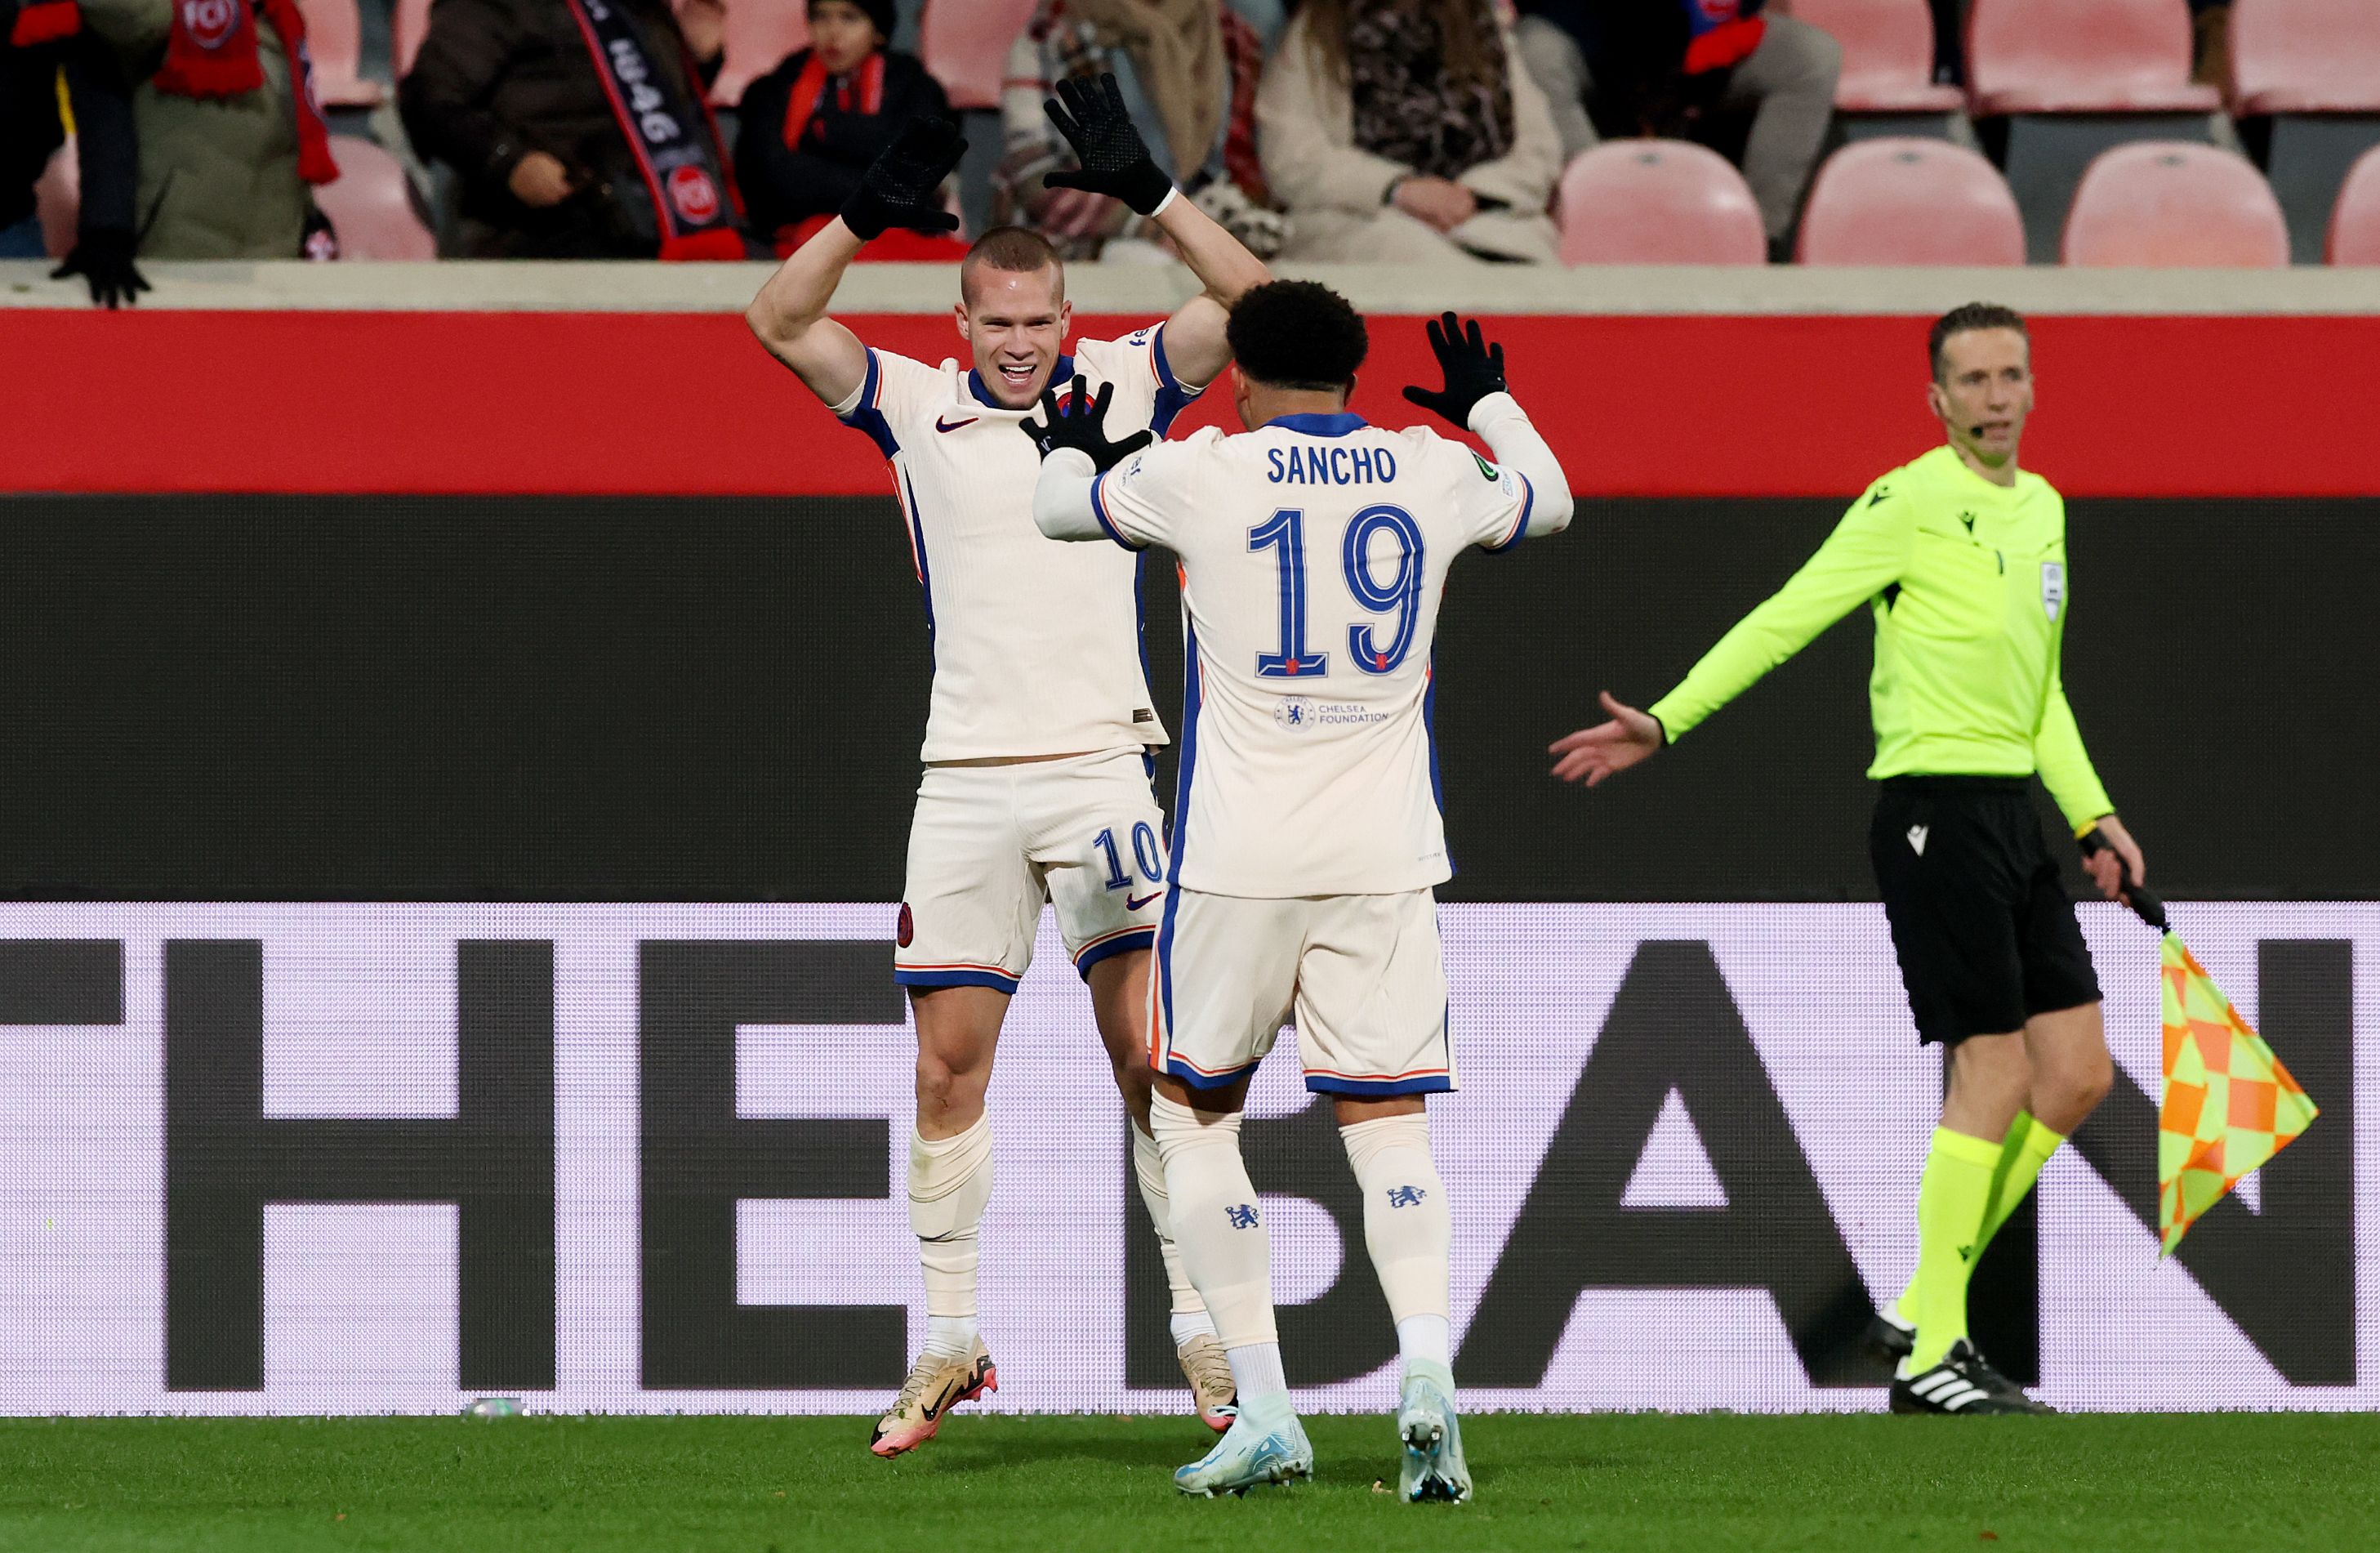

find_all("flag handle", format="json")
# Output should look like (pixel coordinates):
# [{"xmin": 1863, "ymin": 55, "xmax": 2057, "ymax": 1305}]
[{"xmin": 2080, "ymin": 828, "xmax": 2168, "ymax": 932}]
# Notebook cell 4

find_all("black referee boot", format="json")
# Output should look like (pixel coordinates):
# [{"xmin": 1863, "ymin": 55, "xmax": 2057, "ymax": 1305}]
[
  {"xmin": 1866, "ymin": 1298, "xmax": 1915, "ymax": 1361},
  {"xmin": 1889, "ymin": 1341, "xmax": 2054, "ymax": 1416}
]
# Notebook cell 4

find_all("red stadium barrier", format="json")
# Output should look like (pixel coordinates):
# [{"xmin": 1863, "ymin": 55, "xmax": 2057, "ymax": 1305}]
[{"xmin": 10, "ymin": 310, "xmax": 2378, "ymax": 498}]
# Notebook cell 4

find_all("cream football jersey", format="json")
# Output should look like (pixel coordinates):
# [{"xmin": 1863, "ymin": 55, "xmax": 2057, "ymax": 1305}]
[
  {"xmin": 1086, "ymin": 407, "xmax": 1564, "ymax": 896},
  {"xmin": 831, "ymin": 328, "xmax": 1197, "ymax": 761}
]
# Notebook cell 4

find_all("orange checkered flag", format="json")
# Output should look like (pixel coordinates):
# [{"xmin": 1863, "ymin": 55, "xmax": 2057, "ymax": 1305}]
[
  {"xmin": 2156, "ymin": 933, "xmax": 2316, "ymax": 1254},
  {"xmin": 2082, "ymin": 832, "xmax": 2320, "ymax": 1255}
]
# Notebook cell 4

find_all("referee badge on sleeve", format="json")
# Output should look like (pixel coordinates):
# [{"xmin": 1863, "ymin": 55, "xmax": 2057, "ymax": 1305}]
[{"xmin": 2041, "ymin": 561, "xmax": 2066, "ymax": 621}]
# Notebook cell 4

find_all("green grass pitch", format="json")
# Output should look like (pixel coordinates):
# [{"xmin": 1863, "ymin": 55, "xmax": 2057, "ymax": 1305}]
[{"xmin": 5, "ymin": 1412, "xmax": 2376, "ymax": 1551}]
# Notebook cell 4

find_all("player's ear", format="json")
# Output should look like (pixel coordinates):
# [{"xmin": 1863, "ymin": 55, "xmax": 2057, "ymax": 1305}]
[
  {"xmin": 953, "ymin": 300, "xmax": 970, "ymax": 344},
  {"xmin": 1924, "ymin": 377, "xmax": 1948, "ymax": 426},
  {"xmin": 1058, "ymin": 297, "xmax": 1074, "ymax": 337}
]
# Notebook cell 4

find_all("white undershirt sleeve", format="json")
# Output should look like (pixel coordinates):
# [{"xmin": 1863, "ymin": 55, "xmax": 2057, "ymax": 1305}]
[
  {"xmin": 1469, "ymin": 390, "xmax": 1575, "ymax": 538},
  {"xmin": 1032, "ymin": 448, "xmax": 1108, "ymax": 542}
]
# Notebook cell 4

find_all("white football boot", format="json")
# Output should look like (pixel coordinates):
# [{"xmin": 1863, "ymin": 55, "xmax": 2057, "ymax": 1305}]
[
  {"xmin": 1173, "ymin": 1391, "xmax": 1313, "ymax": 1497},
  {"xmin": 1397, "ymin": 1358, "xmax": 1473, "ymax": 1503}
]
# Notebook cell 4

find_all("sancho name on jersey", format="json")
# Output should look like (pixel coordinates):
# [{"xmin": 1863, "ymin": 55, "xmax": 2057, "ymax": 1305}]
[{"xmin": 1086, "ymin": 410, "xmax": 1561, "ymax": 899}]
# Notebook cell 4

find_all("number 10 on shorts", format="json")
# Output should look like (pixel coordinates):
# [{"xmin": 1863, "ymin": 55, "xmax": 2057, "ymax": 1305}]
[{"xmin": 1095, "ymin": 822, "xmax": 1165, "ymax": 891}]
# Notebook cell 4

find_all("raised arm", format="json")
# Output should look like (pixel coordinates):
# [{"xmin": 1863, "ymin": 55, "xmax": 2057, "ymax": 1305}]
[
  {"xmin": 742, "ymin": 117, "xmax": 966, "ymax": 406},
  {"xmin": 1403, "ymin": 312, "xmax": 1573, "ymax": 538},
  {"xmin": 1024, "ymin": 377, "xmax": 1161, "ymax": 544},
  {"xmin": 1040, "ymin": 73, "xmax": 1271, "ymax": 387}
]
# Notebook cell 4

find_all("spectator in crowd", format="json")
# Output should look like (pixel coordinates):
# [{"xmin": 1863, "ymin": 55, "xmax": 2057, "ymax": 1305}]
[
  {"xmin": 2, "ymin": 0, "xmax": 146, "ymax": 301},
  {"xmin": 1256, "ymin": 0, "xmax": 1562, "ymax": 263},
  {"xmin": 72, "ymin": 0, "xmax": 340, "ymax": 258},
  {"xmin": 996, "ymin": 0, "xmax": 1284, "ymax": 261},
  {"xmin": 1515, "ymin": 0, "xmax": 1838, "ymax": 258},
  {"xmin": 736, "ymin": 0, "xmax": 960, "ymax": 259},
  {"xmin": 400, "ymin": 0, "xmax": 746, "ymax": 259}
]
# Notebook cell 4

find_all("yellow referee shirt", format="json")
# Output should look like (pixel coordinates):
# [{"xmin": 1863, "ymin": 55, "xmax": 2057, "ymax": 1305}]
[{"xmin": 1648, "ymin": 444, "xmax": 2115, "ymax": 832}]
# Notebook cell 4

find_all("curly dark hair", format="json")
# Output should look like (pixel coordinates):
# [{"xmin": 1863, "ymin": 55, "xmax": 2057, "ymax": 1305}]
[
  {"xmin": 1225, "ymin": 280, "xmax": 1370, "ymax": 393},
  {"xmin": 1928, "ymin": 302, "xmax": 2029, "ymax": 382}
]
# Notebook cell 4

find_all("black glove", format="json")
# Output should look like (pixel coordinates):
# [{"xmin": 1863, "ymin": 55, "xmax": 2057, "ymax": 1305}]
[
  {"xmin": 1402, "ymin": 310, "xmax": 1508, "ymax": 430},
  {"xmin": 1021, "ymin": 375, "xmax": 1152, "ymax": 471},
  {"xmin": 1042, "ymin": 72, "xmax": 1174, "ymax": 216},
  {"xmin": 51, "ymin": 229, "xmax": 149, "ymax": 310},
  {"xmin": 842, "ymin": 115, "xmax": 966, "ymax": 240}
]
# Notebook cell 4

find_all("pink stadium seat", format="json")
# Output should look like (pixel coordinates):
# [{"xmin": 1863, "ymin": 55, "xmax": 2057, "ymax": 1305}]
[
  {"xmin": 2327, "ymin": 145, "xmax": 2380, "ymax": 262},
  {"xmin": 393, "ymin": 0, "xmax": 430, "ymax": 78},
  {"xmin": 710, "ymin": 0, "xmax": 809, "ymax": 108},
  {"xmin": 2231, "ymin": 0, "xmax": 2380, "ymax": 114},
  {"xmin": 1557, "ymin": 141, "xmax": 1767, "ymax": 265},
  {"xmin": 1796, "ymin": 138, "xmax": 2025, "ymax": 263},
  {"xmin": 34, "ymin": 140, "xmax": 77, "ymax": 258},
  {"xmin": 297, "ymin": 0, "xmax": 384, "ymax": 107},
  {"xmin": 1966, "ymin": 0, "xmax": 2222, "ymax": 114},
  {"xmin": 2061, "ymin": 142, "xmax": 2289, "ymax": 266},
  {"xmin": 318, "ymin": 136, "xmax": 437, "ymax": 260},
  {"xmin": 1784, "ymin": 0, "xmax": 1964, "ymax": 113},
  {"xmin": 919, "ymin": 0, "xmax": 1040, "ymax": 111}
]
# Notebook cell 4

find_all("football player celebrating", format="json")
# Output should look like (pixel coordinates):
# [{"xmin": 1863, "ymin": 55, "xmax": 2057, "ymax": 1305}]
[
  {"xmin": 743, "ymin": 78, "xmax": 1269, "ymax": 1456},
  {"xmin": 1029, "ymin": 291, "xmax": 1572, "ymax": 1499}
]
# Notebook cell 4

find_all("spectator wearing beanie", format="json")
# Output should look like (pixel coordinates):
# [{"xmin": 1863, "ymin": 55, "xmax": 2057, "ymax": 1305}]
[
  {"xmin": 735, "ymin": 0, "xmax": 961, "ymax": 259},
  {"xmin": 400, "ymin": 0, "xmax": 744, "ymax": 260}
]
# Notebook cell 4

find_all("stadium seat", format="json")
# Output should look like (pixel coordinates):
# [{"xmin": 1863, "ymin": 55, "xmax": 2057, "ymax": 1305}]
[
  {"xmin": 296, "ymin": 0, "xmax": 384, "ymax": 108},
  {"xmin": 710, "ymin": 0, "xmax": 809, "ymax": 108},
  {"xmin": 2231, "ymin": 0, "xmax": 2380, "ymax": 114},
  {"xmin": 1556, "ymin": 141, "xmax": 1767, "ymax": 265},
  {"xmin": 393, "ymin": 0, "xmax": 430, "ymax": 78},
  {"xmin": 919, "ymin": 0, "xmax": 1040, "ymax": 111},
  {"xmin": 2327, "ymin": 145, "xmax": 2380, "ymax": 262},
  {"xmin": 1966, "ymin": 0, "xmax": 2222, "ymax": 114},
  {"xmin": 1796, "ymin": 138, "xmax": 2025, "ymax": 264},
  {"xmin": 1966, "ymin": 0, "xmax": 2225, "ymax": 261},
  {"xmin": 2061, "ymin": 142, "xmax": 2289, "ymax": 266},
  {"xmin": 318, "ymin": 136, "xmax": 437, "ymax": 261},
  {"xmin": 34, "ymin": 139, "xmax": 76, "ymax": 259},
  {"xmin": 2230, "ymin": 1, "xmax": 2380, "ymax": 262},
  {"xmin": 1785, "ymin": 0, "xmax": 1964, "ymax": 114}
]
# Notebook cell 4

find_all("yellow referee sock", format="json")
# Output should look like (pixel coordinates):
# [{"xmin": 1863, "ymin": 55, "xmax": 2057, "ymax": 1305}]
[
  {"xmin": 1979, "ymin": 1113, "xmax": 2067, "ymax": 1247},
  {"xmin": 1905, "ymin": 1127, "xmax": 2002, "ymax": 1372}
]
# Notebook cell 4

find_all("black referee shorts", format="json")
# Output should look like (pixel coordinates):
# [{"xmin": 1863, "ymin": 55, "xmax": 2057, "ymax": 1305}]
[{"xmin": 1870, "ymin": 776, "xmax": 2101, "ymax": 1046}]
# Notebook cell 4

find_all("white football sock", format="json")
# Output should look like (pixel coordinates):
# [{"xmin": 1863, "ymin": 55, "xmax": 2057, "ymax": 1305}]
[
  {"xmin": 1170, "ymin": 1310, "xmax": 1219, "ymax": 1345},
  {"xmin": 1150, "ymin": 1094, "xmax": 1277, "ymax": 1352},
  {"xmin": 1341, "ymin": 1113, "xmax": 1452, "ymax": 1330},
  {"xmin": 1226, "ymin": 1341, "xmax": 1289, "ymax": 1402},
  {"xmin": 909, "ymin": 1116, "xmax": 993, "ymax": 1355},
  {"xmin": 1396, "ymin": 1314, "xmax": 1451, "ymax": 1368},
  {"xmin": 1132, "ymin": 1118, "xmax": 1210, "ymax": 1321}
]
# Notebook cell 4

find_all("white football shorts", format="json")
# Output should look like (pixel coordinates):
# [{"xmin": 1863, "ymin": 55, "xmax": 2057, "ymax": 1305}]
[
  {"xmin": 1150, "ymin": 887, "xmax": 1454, "ymax": 1097},
  {"xmin": 894, "ymin": 746, "xmax": 1168, "ymax": 993}
]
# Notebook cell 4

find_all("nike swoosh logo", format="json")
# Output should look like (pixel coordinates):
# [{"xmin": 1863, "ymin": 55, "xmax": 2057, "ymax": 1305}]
[
  {"xmin": 1126, "ymin": 891, "xmax": 1164, "ymax": 911},
  {"xmin": 934, "ymin": 416, "xmax": 978, "ymax": 433},
  {"xmin": 919, "ymin": 1380, "xmax": 959, "ymax": 1422}
]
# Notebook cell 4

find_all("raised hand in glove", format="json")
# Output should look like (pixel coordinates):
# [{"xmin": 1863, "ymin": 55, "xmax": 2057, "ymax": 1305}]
[
  {"xmin": 1021, "ymin": 375, "xmax": 1152, "ymax": 471},
  {"xmin": 843, "ymin": 115, "xmax": 966, "ymax": 241},
  {"xmin": 1042, "ymin": 72, "xmax": 1174, "ymax": 217},
  {"xmin": 51, "ymin": 229, "xmax": 149, "ymax": 310},
  {"xmin": 1401, "ymin": 310, "xmax": 1508, "ymax": 430}
]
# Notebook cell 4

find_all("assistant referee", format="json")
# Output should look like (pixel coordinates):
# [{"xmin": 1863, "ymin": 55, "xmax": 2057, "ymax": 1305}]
[{"xmin": 1549, "ymin": 303, "xmax": 2146, "ymax": 1416}]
